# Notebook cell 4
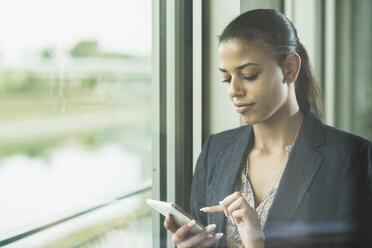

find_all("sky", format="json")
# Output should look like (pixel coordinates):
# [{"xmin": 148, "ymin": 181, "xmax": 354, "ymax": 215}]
[{"xmin": 0, "ymin": 0, "xmax": 151, "ymax": 61}]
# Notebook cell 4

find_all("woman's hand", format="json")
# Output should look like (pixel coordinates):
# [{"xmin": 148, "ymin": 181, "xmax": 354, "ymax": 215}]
[
  {"xmin": 164, "ymin": 214, "xmax": 224, "ymax": 248},
  {"xmin": 200, "ymin": 192, "xmax": 265, "ymax": 248}
]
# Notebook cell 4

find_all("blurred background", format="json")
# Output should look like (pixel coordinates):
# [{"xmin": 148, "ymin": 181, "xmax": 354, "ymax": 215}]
[{"xmin": 0, "ymin": 0, "xmax": 152, "ymax": 247}]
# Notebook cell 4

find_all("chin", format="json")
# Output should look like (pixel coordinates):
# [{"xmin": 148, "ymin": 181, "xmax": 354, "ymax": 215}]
[
  {"xmin": 240, "ymin": 112, "xmax": 267, "ymax": 125},
  {"xmin": 240, "ymin": 115, "xmax": 256, "ymax": 125}
]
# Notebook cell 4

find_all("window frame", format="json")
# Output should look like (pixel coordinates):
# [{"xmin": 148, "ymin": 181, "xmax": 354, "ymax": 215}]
[{"xmin": 152, "ymin": 0, "xmax": 194, "ymax": 246}]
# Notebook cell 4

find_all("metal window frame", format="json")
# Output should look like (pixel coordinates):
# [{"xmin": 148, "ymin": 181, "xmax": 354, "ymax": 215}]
[
  {"xmin": 334, "ymin": 0, "xmax": 353, "ymax": 132},
  {"xmin": 152, "ymin": 0, "xmax": 194, "ymax": 247},
  {"xmin": 324, "ymin": 0, "xmax": 336, "ymax": 126},
  {"xmin": 151, "ymin": 0, "xmax": 167, "ymax": 246},
  {"xmin": 0, "ymin": 182, "xmax": 152, "ymax": 247},
  {"xmin": 193, "ymin": 0, "xmax": 203, "ymax": 170}
]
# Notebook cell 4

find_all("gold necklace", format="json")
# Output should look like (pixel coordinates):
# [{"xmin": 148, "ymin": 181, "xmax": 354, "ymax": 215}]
[{"xmin": 244, "ymin": 114, "xmax": 304, "ymax": 219}]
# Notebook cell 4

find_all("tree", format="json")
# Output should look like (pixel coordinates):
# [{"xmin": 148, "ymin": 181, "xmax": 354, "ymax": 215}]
[{"xmin": 70, "ymin": 40, "xmax": 101, "ymax": 57}]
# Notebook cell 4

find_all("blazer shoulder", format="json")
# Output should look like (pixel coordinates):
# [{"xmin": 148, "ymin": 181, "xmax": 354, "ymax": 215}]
[{"xmin": 322, "ymin": 124, "xmax": 371, "ymax": 153}]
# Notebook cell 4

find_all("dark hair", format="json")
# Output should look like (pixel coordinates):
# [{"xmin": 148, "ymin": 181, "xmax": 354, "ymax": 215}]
[{"xmin": 218, "ymin": 9, "xmax": 323, "ymax": 119}]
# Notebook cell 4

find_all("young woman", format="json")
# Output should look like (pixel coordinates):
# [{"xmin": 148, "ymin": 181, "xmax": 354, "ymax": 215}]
[{"xmin": 164, "ymin": 9, "xmax": 371, "ymax": 248}]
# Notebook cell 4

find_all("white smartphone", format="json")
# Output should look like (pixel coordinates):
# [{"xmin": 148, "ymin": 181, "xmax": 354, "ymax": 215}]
[{"xmin": 146, "ymin": 199, "xmax": 214, "ymax": 238}]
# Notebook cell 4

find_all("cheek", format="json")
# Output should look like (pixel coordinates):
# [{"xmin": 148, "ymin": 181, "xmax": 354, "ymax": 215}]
[
  {"xmin": 256, "ymin": 76, "xmax": 285, "ymax": 104},
  {"xmin": 267, "ymin": 84, "xmax": 287, "ymax": 107}
]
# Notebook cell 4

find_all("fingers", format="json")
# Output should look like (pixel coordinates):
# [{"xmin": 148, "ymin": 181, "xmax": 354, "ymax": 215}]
[
  {"xmin": 173, "ymin": 223, "xmax": 224, "ymax": 247},
  {"xmin": 232, "ymin": 209, "xmax": 264, "ymax": 242},
  {"xmin": 218, "ymin": 201, "xmax": 229, "ymax": 218},
  {"xmin": 229, "ymin": 196, "xmax": 249, "ymax": 224},
  {"xmin": 199, "ymin": 192, "xmax": 242, "ymax": 215},
  {"xmin": 221, "ymin": 191, "xmax": 242, "ymax": 207},
  {"xmin": 198, "ymin": 232, "xmax": 224, "ymax": 248},
  {"xmin": 164, "ymin": 214, "xmax": 225, "ymax": 247},
  {"xmin": 227, "ymin": 195, "xmax": 248, "ymax": 215},
  {"xmin": 231, "ymin": 208, "xmax": 248, "ymax": 225},
  {"xmin": 208, "ymin": 192, "xmax": 256, "ymax": 226},
  {"xmin": 219, "ymin": 191, "xmax": 242, "ymax": 218},
  {"xmin": 200, "ymin": 205, "xmax": 224, "ymax": 213},
  {"xmin": 180, "ymin": 224, "xmax": 216, "ymax": 245},
  {"xmin": 164, "ymin": 214, "xmax": 179, "ymax": 233},
  {"xmin": 172, "ymin": 219, "xmax": 197, "ymax": 244},
  {"xmin": 199, "ymin": 192, "xmax": 244, "ymax": 219}
]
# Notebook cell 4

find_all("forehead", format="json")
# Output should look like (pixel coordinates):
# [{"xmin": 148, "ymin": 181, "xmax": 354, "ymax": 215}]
[{"xmin": 218, "ymin": 39, "xmax": 276, "ymax": 69}]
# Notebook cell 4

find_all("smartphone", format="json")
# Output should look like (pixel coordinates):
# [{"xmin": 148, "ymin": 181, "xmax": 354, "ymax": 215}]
[{"xmin": 146, "ymin": 199, "xmax": 214, "ymax": 238}]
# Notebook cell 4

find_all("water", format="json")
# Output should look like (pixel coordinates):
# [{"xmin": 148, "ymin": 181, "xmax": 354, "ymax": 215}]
[{"xmin": 0, "ymin": 144, "xmax": 143, "ymax": 236}]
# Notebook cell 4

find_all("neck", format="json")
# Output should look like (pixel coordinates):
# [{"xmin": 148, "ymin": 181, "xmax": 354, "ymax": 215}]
[{"xmin": 252, "ymin": 104, "xmax": 303, "ymax": 153}]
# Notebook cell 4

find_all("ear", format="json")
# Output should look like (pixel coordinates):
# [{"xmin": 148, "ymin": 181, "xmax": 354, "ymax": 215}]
[{"xmin": 281, "ymin": 52, "xmax": 301, "ymax": 84}]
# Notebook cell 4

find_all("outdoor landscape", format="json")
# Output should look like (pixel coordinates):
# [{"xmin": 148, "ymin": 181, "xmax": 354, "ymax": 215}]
[{"xmin": 0, "ymin": 39, "xmax": 152, "ymax": 247}]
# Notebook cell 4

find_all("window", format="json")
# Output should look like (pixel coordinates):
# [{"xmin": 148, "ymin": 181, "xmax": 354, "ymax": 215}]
[
  {"xmin": 0, "ymin": 0, "xmax": 152, "ymax": 246},
  {"xmin": 335, "ymin": 0, "xmax": 372, "ymax": 140}
]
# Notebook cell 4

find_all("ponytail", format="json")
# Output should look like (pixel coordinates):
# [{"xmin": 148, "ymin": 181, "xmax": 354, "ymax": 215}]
[{"xmin": 296, "ymin": 42, "xmax": 324, "ymax": 120}]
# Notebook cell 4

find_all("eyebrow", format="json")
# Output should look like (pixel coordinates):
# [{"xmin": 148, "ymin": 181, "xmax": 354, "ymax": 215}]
[{"xmin": 219, "ymin": 62, "xmax": 259, "ymax": 72}]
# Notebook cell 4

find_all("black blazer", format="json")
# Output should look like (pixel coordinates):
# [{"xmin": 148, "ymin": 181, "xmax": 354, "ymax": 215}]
[{"xmin": 190, "ymin": 109, "xmax": 372, "ymax": 248}]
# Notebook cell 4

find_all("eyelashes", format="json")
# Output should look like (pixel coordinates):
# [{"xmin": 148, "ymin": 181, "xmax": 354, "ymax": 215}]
[
  {"xmin": 242, "ymin": 73, "xmax": 259, "ymax": 81},
  {"xmin": 222, "ymin": 73, "xmax": 259, "ymax": 83}
]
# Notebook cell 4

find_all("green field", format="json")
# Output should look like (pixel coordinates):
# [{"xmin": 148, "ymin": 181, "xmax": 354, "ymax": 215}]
[{"xmin": 0, "ymin": 69, "xmax": 151, "ymax": 158}]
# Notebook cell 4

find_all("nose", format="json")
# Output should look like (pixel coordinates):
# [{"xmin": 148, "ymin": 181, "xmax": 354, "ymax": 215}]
[{"xmin": 228, "ymin": 76, "xmax": 245, "ymax": 97}]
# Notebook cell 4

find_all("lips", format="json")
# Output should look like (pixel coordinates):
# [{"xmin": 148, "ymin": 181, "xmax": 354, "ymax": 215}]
[{"xmin": 233, "ymin": 102, "xmax": 255, "ymax": 113}]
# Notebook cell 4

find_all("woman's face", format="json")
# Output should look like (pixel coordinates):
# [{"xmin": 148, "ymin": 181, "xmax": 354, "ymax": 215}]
[{"xmin": 219, "ymin": 39, "xmax": 289, "ymax": 124}]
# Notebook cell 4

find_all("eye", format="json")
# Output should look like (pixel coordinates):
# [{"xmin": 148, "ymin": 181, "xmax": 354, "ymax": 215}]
[
  {"xmin": 222, "ymin": 77, "xmax": 231, "ymax": 83},
  {"xmin": 242, "ymin": 73, "xmax": 259, "ymax": 81}
]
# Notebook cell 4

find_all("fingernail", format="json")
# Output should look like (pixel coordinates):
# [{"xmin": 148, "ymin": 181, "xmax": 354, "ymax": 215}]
[
  {"xmin": 188, "ymin": 220, "xmax": 196, "ymax": 227},
  {"xmin": 215, "ymin": 233, "xmax": 224, "ymax": 240},
  {"xmin": 205, "ymin": 224, "xmax": 216, "ymax": 232}
]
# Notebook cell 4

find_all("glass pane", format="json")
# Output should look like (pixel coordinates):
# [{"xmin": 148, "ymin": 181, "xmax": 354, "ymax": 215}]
[
  {"xmin": 0, "ymin": 0, "xmax": 152, "ymax": 245},
  {"xmin": 351, "ymin": 0, "xmax": 372, "ymax": 140},
  {"xmin": 42, "ymin": 190, "xmax": 152, "ymax": 248},
  {"xmin": 335, "ymin": 0, "xmax": 372, "ymax": 139}
]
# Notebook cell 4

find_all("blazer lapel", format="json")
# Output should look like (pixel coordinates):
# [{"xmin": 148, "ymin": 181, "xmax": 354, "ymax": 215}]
[
  {"xmin": 263, "ymin": 109, "xmax": 326, "ymax": 236},
  {"xmin": 209, "ymin": 125, "xmax": 253, "ymax": 247},
  {"xmin": 219, "ymin": 125, "xmax": 253, "ymax": 199}
]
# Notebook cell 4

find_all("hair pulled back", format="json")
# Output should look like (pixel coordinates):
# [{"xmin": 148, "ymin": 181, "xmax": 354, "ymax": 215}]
[{"xmin": 219, "ymin": 9, "xmax": 323, "ymax": 119}]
